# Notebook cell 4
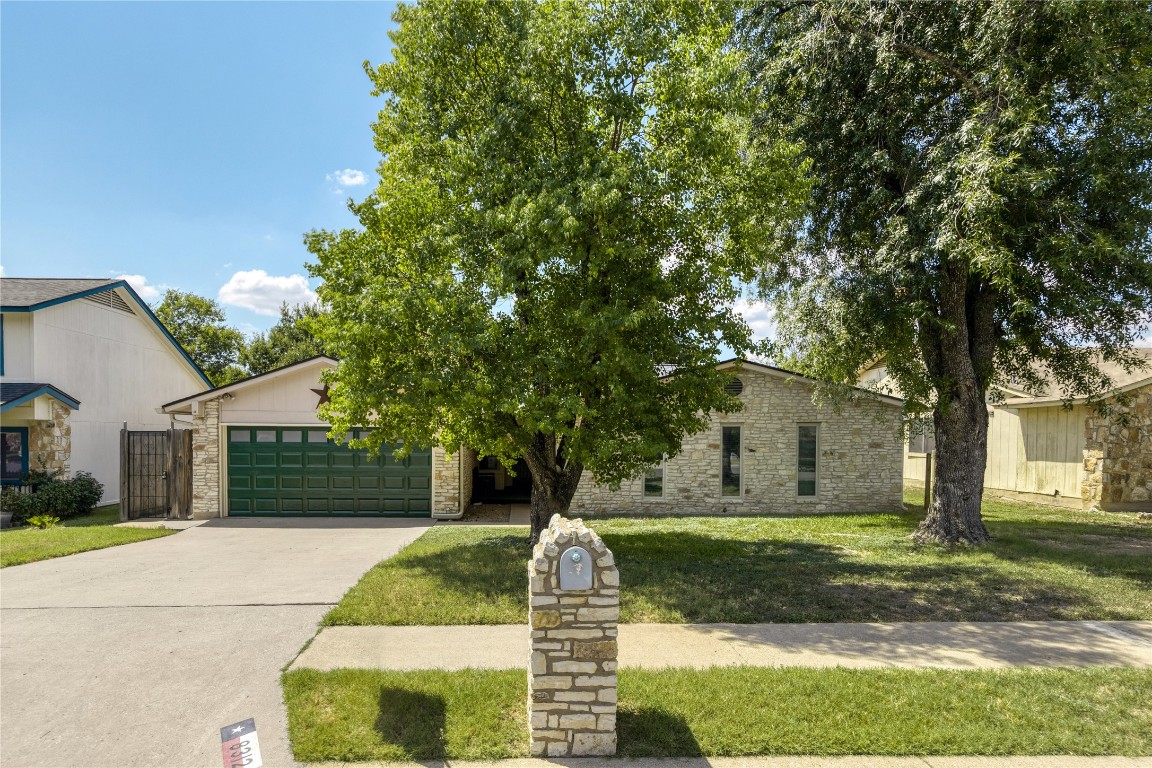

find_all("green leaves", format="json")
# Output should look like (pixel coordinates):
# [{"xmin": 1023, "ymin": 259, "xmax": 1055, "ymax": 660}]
[
  {"xmin": 308, "ymin": 0, "xmax": 805, "ymax": 485},
  {"xmin": 153, "ymin": 289, "xmax": 246, "ymax": 386}
]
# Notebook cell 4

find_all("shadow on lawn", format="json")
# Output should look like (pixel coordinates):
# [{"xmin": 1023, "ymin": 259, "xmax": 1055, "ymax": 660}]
[
  {"xmin": 617, "ymin": 707, "xmax": 703, "ymax": 757},
  {"xmin": 602, "ymin": 531, "xmax": 1118, "ymax": 623},
  {"xmin": 375, "ymin": 687, "xmax": 447, "ymax": 759}
]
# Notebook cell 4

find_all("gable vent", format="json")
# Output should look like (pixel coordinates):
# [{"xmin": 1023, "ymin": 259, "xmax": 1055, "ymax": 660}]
[
  {"xmin": 84, "ymin": 290, "xmax": 135, "ymax": 315},
  {"xmin": 723, "ymin": 376, "xmax": 744, "ymax": 396}
]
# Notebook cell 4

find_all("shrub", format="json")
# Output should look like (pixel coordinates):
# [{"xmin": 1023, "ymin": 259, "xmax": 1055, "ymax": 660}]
[
  {"xmin": 0, "ymin": 471, "xmax": 105, "ymax": 526},
  {"xmin": 27, "ymin": 514, "xmax": 60, "ymax": 529},
  {"xmin": 1, "ymin": 489, "xmax": 42, "ymax": 527},
  {"xmin": 68, "ymin": 472, "xmax": 104, "ymax": 516}
]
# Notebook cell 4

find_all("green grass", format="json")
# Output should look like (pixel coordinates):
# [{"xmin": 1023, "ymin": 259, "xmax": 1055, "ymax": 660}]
[
  {"xmin": 282, "ymin": 666, "xmax": 1152, "ymax": 760},
  {"xmin": 0, "ymin": 506, "xmax": 177, "ymax": 567},
  {"xmin": 323, "ymin": 494, "xmax": 1152, "ymax": 625}
]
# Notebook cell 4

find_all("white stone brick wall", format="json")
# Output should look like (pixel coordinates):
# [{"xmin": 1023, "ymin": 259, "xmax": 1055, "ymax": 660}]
[
  {"xmin": 528, "ymin": 515, "xmax": 618, "ymax": 757},
  {"xmin": 431, "ymin": 446, "xmax": 463, "ymax": 517},
  {"xmin": 190, "ymin": 399, "xmax": 220, "ymax": 520},
  {"xmin": 28, "ymin": 401, "xmax": 72, "ymax": 479},
  {"xmin": 570, "ymin": 369, "xmax": 904, "ymax": 516}
]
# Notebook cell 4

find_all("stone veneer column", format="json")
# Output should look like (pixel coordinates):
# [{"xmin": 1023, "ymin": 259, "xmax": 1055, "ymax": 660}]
[
  {"xmin": 528, "ymin": 514, "xmax": 619, "ymax": 757},
  {"xmin": 191, "ymin": 399, "xmax": 221, "ymax": 519},
  {"xmin": 28, "ymin": 401, "xmax": 72, "ymax": 478}
]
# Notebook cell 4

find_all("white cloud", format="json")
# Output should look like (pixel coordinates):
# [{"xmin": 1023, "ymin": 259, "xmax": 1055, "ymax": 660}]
[
  {"xmin": 732, "ymin": 297, "xmax": 776, "ymax": 341},
  {"xmin": 0, "ymin": 264, "xmax": 5, "ymax": 276},
  {"xmin": 116, "ymin": 273, "xmax": 160, "ymax": 300},
  {"xmin": 218, "ymin": 269, "xmax": 318, "ymax": 316},
  {"xmin": 327, "ymin": 168, "xmax": 367, "ymax": 188}
]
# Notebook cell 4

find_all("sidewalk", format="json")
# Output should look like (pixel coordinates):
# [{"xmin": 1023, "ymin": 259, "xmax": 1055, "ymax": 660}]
[{"xmin": 290, "ymin": 620, "xmax": 1152, "ymax": 672}]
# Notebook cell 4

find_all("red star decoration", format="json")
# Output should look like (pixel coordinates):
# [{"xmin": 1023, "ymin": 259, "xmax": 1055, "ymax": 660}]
[{"xmin": 311, "ymin": 385, "xmax": 330, "ymax": 407}]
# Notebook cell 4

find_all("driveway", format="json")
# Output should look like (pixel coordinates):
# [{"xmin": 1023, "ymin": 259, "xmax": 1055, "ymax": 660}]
[{"xmin": 0, "ymin": 517, "xmax": 431, "ymax": 768}]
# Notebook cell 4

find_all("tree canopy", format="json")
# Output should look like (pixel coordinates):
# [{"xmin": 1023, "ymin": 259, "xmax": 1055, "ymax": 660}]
[
  {"xmin": 307, "ymin": 0, "xmax": 805, "ymax": 539},
  {"xmin": 239, "ymin": 302, "xmax": 327, "ymax": 376},
  {"xmin": 744, "ymin": 0, "xmax": 1152, "ymax": 543},
  {"xmin": 154, "ymin": 289, "xmax": 246, "ymax": 385}
]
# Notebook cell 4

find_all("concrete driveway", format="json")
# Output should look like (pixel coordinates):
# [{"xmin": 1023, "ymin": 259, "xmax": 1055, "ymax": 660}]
[{"xmin": 1, "ymin": 517, "xmax": 431, "ymax": 768}]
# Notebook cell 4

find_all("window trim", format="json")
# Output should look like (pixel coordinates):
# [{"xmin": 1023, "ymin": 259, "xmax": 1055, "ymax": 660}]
[
  {"xmin": 720, "ymin": 424, "xmax": 743, "ymax": 500},
  {"xmin": 1, "ymin": 426, "xmax": 29, "ymax": 485},
  {"xmin": 797, "ymin": 423, "xmax": 819, "ymax": 498},
  {"xmin": 643, "ymin": 455, "xmax": 666, "ymax": 499}
]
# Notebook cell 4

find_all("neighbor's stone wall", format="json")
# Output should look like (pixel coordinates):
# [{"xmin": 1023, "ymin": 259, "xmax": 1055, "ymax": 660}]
[
  {"xmin": 571, "ymin": 368, "xmax": 904, "ymax": 516},
  {"xmin": 27, "ymin": 401, "xmax": 72, "ymax": 478},
  {"xmin": 1082, "ymin": 383, "xmax": 1152, "ymax": 510},
  {"xmin": 431, "ymin": 446, "xmax": 463, "ymax": 517},
  {"xmin": 190, "ymin": 398, "xmax": 221, "ymax": 520},
  {"xmin": 529, "ymin": 515, "xmax": 618, "ymax": 757}
]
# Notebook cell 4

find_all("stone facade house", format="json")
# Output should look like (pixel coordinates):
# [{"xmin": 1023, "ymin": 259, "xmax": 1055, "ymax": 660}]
[
  {"xmin": 164, "ymin": 357, "xmax": 905, "ymax": 520},
  {"xmin": 1, "ymin": 278, "xmax": 210, "ymax": 502},
  {"xmin": 860, "ymin": 348, "xmax": 1152, "ymax": 512}
]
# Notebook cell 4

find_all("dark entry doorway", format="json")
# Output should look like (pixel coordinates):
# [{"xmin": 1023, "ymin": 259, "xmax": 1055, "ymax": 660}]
[{"xmin": 472, "ymin": 456, "xmax": 532, "ymax": 503}]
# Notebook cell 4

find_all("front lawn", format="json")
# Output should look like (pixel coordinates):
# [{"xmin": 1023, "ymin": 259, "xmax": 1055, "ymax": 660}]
[
  {"xmin": 283, "ymin": 666, "xmax": 1152, "ymax": 760},
  {"xmin": 0, "ymin": 506, "xmax": 177, "ymax": 567},
  {"xmin": 323, "ymin": 496, "xmax": 1151, "ymax": 625}
]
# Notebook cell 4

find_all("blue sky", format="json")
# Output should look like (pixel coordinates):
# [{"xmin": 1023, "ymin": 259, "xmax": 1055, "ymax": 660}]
[{"xmin": 1, "ymin": 1, "xmax": 398, "ymax": 334}]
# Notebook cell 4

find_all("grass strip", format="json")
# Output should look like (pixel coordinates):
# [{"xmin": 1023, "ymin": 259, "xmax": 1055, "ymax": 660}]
[
  {"xmin": 0, "ymin": 506, "xmax": 177, "ymax": 567},
  {"xmin": 323, "ymin": 495, "xmax": 1152, "ymax": 626},
  {"xmin": 282, "ymin": 666, "xmax": 1152, "ymax": 761}
]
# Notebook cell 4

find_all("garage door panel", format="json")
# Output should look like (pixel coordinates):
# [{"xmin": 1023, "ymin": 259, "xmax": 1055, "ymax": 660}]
[{"xmin": 228, "ymin": 426, "xmax": 431, "ymax": 517}]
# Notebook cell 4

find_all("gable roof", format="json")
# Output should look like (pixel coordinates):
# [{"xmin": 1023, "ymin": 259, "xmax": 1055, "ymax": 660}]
[
  {"xmin": 1, "ymin": 382, "xmax": 81, "ymax": 412},
  {"xmin": 0, "ymin": 278, "xmax": 121, "ymax": 310},
  {"xmin": 711, "ymin": 358, "xmax": 904, "ymax": 406},
  {"xmin": 1001, "ymin": 347, "xmax": 1152, "ymax": 407},
  {"xmin": 161, "ymin": 355, "xmax": 337, "ymax": 412},
  {"xmin": 0, "ymin": 277, "xmax": 211, "ymax": 387}
]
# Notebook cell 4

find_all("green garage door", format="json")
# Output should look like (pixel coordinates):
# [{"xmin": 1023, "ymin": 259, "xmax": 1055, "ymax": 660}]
[{"xmin": 227, "ymin": 427, "xmax": 431, "ymax": 516}]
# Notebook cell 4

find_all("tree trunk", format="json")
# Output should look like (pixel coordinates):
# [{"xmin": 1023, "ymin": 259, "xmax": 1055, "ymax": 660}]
[
  {"xmin": 913, "ymin": 383, "xmax": 991, "ymax": 544},
  {"xmin": 523, "ymin": 433, "xmax": 584, "ymax": 545}
]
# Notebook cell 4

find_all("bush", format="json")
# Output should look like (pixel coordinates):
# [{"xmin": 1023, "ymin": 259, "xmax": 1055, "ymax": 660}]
[
  {"xmin": 0, "ymin": 471, "xmax": 105, "ymax": 526},
  {"xmin": 27, "ymin": 514, "xmax": 60, "ymax": 529}
]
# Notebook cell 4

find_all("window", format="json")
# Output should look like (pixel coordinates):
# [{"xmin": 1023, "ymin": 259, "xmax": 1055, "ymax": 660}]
[
  {"xmin": 307, "ymin": 430, "xmax": 328, "ymax": 443},
  {"xmin": 643, "ymin": 456, "xmax": 665, "ymax": 498},
  {"xmin": 1, "ymin": 428, "xmax": 28, "ymax": 484},
  {"xmin": 281, "ymin": 430, "xmax": 302, "ymax": 443},
  {"xmin": 907, "ymin": 422, "xmax": 936, "ymax": 454},
  {"xmin": 721, "ymin": 426, "xmax": 741, "ymax": 497},
  {"xmin": 798, "ymin": 424, "xmax": 818, "ymax": 496},
  {"xmin": 255, "ymin": 430, "xmax": 276, "ymax": 443},
  {"xmin": 229, "ymin": 430, "xmax": 251, "ymax": 442}
]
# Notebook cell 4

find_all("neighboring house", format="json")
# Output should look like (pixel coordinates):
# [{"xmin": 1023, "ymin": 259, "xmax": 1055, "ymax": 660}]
[
  {"xmin": 858, "ymin": 349, "xmax": 1152, "ymax": 512},
  {"xmin": 163, "ymin": 356, "xmax": 905, "ymax": 520},
  {"xmin": 0, "ymin": 278, "xmax": 211, "ymax": 502}
]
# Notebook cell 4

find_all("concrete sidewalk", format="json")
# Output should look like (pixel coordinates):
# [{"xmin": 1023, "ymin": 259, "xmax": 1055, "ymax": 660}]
[
  {"xmin": 306, "ymin": 758, "xmax": 1152, "ymax": 768},
  {"xmin": 290, "ymin": 620, "xmax": 1152, "ymax": 671}
]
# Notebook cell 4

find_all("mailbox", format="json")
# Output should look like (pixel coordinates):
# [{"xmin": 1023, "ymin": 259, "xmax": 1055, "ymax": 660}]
[{"xmin": 558, "ymin": 546, "xmax": 593, "ymax": 590}]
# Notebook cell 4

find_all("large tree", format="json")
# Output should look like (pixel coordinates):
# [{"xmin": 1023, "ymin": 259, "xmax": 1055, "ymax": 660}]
[
  {"xmin": 744, "ymin": 0, "xmax": 1152, "ymax": 544},
  {"xmin": 154, "ymin": 289, "xmax": 246, "ymax": 385},
  {"xmin": 308, "ymin": 0, "xmax": 803, "ymax": 541},
  {"xmin": 239, "ymin": 302, "xmax": 327, "ymax": 376}
]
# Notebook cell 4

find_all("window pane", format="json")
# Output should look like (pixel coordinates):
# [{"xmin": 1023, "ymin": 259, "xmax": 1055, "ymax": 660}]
[
  {"xmin": 798, "ymin": 425, "xmax": 817, "ymax": 496},
  {"xmin": 643, "ymin": 463, "xmax": 663, "ymax": 497},
  {"xmin": 256, "ymin": 430, "xmax": 276, "ymax": 443},
  {"xmin": 721, "ymin": 426, "xmax": 741, "ymax": 497},
  {"xmin": 307, "ymin": 430, "xmax": 328, "ymax": 443},
  {"xmin": 281, "ymin": 430, "xmax": 302, "ymax": 443},
  {"xmin": 1, "ymin": 432, "xmax": 25, "ymax": 481},
  {"xmin": 229, "ymin": 430, "xmax": 250, "ymax": 442}
]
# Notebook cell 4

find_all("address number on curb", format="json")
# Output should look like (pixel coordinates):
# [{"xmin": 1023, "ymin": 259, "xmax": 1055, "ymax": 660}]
[{"xmin": 220, "ymin": 718, "xmax": 263, "ymax": 768}]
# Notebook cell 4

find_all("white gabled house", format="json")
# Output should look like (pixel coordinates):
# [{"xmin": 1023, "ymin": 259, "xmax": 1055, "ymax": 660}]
[{"xmin": 0, "ymin": 278, "xmax": 210, "ymax": 503}]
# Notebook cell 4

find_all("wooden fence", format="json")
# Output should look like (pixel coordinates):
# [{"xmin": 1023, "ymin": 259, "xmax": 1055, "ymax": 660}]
[{"xmin": 119, "ymin": 428, "xmax": 192, "ymax": 521}]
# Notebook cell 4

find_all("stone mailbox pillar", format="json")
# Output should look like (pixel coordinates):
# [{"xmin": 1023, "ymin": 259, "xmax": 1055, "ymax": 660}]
[{"xmin": 528, "ymin": 514, "xmax": 619, "ymax": 757}]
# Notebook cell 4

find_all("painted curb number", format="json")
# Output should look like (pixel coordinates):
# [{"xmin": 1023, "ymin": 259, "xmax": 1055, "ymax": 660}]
[{"xmin": 219, "ymin": 718, "xmax": 263, "ymax": 768}]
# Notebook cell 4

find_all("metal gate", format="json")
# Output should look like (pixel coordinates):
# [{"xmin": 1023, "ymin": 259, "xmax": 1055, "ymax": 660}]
[{"xmin": 119, "ymin": 428, "xmax": 193, "ymax": 521}]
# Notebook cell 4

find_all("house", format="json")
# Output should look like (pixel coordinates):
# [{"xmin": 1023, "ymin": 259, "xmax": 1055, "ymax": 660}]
[
  {"xmin": 858, "ymin": 349, "xmax": 1152, "ymax": 512},
  {"xmin": 162, "ymin": 356, "xmax": 905, "ymax": 520},
  {"xmin": 0, "ymin": 278, "xmax": 210, "ymax": 501}
]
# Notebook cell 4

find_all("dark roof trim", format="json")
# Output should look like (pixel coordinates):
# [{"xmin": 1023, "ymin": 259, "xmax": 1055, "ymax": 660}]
[
  {"xmin": 162, "ymin": 355, "xmax": 338, "ymax": 410},
  {"xmin": 1, "ymin": 383, "xmax": 81, "ymax": 412},
  {"xmin": 1, "ymin": 279, "xmax": 212, "ymax": 388}
]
